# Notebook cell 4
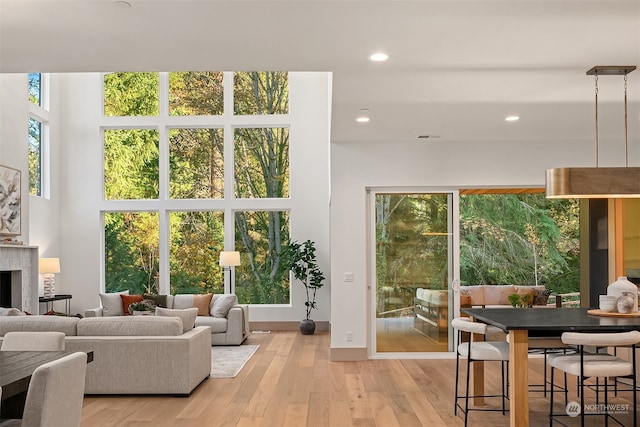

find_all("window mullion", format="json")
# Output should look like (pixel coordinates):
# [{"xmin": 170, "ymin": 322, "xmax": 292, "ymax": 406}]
[
  {"xmin": 223, "ymin": 72, "xmax": 235, "ymax": 252},
  {"xmin": 158, "ymin": 72, "xmax": 170, "ymax": 294}
]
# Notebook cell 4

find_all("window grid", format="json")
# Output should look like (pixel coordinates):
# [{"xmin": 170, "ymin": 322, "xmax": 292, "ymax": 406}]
[{"xmin": 101, "ymin": 72, "xmax": 293, "ymax": 303}]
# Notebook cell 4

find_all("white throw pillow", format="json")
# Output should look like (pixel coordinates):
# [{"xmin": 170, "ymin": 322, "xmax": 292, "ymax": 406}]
[
  {"xmin": 155, "ymin": 307, "xmax": 198, "ymax": 333},
  {"xmin": 99, "ymin": 290, "xmax": 129, "ymax": 316},
  {"xmin": 210, "ymin": 294, "xmax": 238, "ymax": 318},
  {"xmin": 172, "ymin": 294, "xmax": 194, "ymax": 309}
]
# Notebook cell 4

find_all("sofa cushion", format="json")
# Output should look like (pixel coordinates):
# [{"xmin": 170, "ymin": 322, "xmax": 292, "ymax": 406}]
[
  {"xmin": 0, "ymin": 315, "xmax": 79, "ymax": 336},
  {"xmin": 483, "ymin": 285, "xmax": 514, "ymax": 306},
  {"xmin": 461, "ymin": 286, "xmax": 485, "ymax": 306},
  {"xmin": 429, "ymin": 290, "xmax": 447, "ymax": 305},
  {"xmin": 143, "ymin": 294, "xmax": 168, "ymax": 308},
  {"xmin": 195, "ymin": 316, "xmax": 228, "ymax": 334},
  {"xmin": 193, "ymin": 293, "xmax": 213, "ymax": 316},
  {"xmin": 99, "ymin": 290, "xmax": 129, "ymax": 316},
  {"xmin": 120, "ymin": 294, "xmax": 143, "ymax": 315},
  {"xmin": 77, "ymin": 316, "xmax": 183, "ymax": 336},
  {"xmin": 172, "ymin": 294, "xmax": 195, "ymax": 310},
  {"xmin": 155, "ymin": 307, "xmax": 198, "ymax": 333},
  {"xmin": 460, "ymin": 289, "xmax": 472, "ymax": 307},
  {"xmin": 211, "ymin": 294, "xmax": 237, "ymax": 318}
]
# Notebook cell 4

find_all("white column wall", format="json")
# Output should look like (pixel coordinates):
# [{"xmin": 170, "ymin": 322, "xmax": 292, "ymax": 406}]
[{"xmin": 57, "ymin": 73, "xmax": 104, "ymax": 314}]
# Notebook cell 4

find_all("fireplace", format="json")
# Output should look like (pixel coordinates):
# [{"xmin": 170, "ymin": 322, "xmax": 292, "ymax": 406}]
[
  {"xmin": 0, "ymin": 270, "xmax": 11, "ymax": 307},
  {"xmin": 0, "ymin": 245, "xmax": 38, "ymax": 313}
]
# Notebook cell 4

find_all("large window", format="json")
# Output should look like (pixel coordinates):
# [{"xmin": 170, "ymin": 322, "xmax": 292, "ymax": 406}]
[
  {"xmin": 459, "ymin": 192, "xmax": 580, "ymax": 294},
  {"xmin": 28, "ymin": 73, "xmax": 49, "ymax": 197},
  {"xmin": 102, "ymin": 72, "xmax": 291, "ymax": 304},
  {"xmin": 27, "ymin": 117, "xmax": 42, "ymax": 196}
]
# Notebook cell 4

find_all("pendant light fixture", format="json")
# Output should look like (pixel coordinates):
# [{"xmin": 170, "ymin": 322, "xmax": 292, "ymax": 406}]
[{"xmin": 546, "ymin": 66, "xmax": 640, "ymax": 198}]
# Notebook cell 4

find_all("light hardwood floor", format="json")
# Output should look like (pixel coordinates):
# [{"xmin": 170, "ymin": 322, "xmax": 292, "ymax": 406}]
[{"xmin": 80, "ymin": 331, "xmax": 638, "ymax": 426}]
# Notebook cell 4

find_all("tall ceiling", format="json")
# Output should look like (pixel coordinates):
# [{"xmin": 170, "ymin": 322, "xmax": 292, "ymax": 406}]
[{"xmin": 1, "ymin": 0, "xmax": 639, "ymax": 148}]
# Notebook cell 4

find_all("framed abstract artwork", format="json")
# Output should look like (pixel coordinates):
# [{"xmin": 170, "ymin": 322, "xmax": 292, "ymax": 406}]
[{"xmin": 0, "ymin": 165, "xmax": 21, "ymax": 236}]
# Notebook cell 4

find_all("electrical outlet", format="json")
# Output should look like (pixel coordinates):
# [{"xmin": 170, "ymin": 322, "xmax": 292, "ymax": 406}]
[
  {"xmin": 346, "ymin": 332, "xmax": 353, "ymax": 342},
  {"xmin": 344, "ymin": 272, "xmax": 354, "ymax": 282}
]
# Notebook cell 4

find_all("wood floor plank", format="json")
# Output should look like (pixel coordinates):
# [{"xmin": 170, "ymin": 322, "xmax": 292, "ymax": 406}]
[
  {"xmin": 368, "ymin": 390, "xmax": 402, "ymax": 426},
  {"xmin": 328, "ymin": 400, "xmax": 354, "ymax": 427},
  {"xmin": 284, "ymin": 403, "xmax": 309, "ymax": 426},
  {"xmin": 304, "ymin": 392, "xmax": 330, "ymax": 427},
  {"xmin": 344, "ymin": 372, "xmax": 373, "ymax": 420},
  {"xmin": 80, "ymin": 331, "xmax": 638, "ymax": 427}
]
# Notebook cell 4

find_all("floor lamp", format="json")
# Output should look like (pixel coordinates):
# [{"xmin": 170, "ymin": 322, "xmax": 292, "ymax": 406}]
[
  {"xmin": 219, "ymin": 251, "xmax": 240, "ymax": 292},
  {"xmin": 39, "ymin": 258, "xmax": 60, "ymax": 298}
]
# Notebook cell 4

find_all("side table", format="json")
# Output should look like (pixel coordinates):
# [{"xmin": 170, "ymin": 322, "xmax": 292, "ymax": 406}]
[{"xmin": 38, "ymin": 294, "xmax": 72, "ymax": 314}]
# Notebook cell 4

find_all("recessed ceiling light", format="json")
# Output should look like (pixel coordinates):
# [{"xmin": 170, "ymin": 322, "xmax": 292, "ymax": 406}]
[
  {"xmin": 357, "ymin": 109, "xmax": 370, "ymax": 123},
  {"xmin": 370, "ymin": 52, "xmax": 389, "ymax": 62},
  {"xmin": 505, "ymin": 115, "xmax": 520, "ymax": 122},
  {"xmin": 115, "ymin": 1, "xmax": 132, "ymax": 8}
]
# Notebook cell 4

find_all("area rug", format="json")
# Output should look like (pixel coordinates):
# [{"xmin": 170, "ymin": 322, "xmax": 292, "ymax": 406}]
[{"xmin": 210, "ymin": 344, "xmax": 259, "ymax": 378}]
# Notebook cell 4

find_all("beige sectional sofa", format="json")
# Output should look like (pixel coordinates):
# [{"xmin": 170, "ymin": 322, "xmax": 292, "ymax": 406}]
[
  {"xmin": 85, "ymin": 293, "xmax": 249, "ymax": 346},
  {"xmin": 460, "ymin": 284, "xmax": 548, "ymax": 307},
  {"xmin": 414, "ymin": 285, "xmax": 549, "ymax": 334},
  {"xmin": 0, "ymin": 315, "xmax": 211, "ymax": 395}
]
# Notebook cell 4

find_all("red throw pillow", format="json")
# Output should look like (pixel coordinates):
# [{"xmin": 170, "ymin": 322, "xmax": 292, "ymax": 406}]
[{"xmin": 120, "ymin": 294, "xmax": 143, "ymax": 315}]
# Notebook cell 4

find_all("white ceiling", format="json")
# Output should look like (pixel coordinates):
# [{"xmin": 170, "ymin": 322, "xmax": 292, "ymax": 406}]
[{"xmin": 1, "ymin": 0, "xmax": 639, "ymax": 146}]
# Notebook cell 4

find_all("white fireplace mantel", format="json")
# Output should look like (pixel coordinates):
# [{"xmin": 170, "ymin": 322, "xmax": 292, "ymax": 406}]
[{"xmin": 0, "ymin": 244, "xmax": 39, "ymax": 313}]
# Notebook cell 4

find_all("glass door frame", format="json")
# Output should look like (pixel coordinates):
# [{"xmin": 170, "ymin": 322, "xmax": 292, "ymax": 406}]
[{"xmin": 366, "ymin": 186, "xmax": 461, "ymax": 359}]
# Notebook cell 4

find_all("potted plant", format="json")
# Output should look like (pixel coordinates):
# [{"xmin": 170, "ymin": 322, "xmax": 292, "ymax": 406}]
[
  {"xmin": 284, "ymin": 239, "xmax": 325, "ymax": 335},
  {"xmin": 508, "ymin": 293, "xmax": 533, "ymax": 308},
  {"xmin": 128, "ymin": 300, "xmax": 155, "ymax": 315}
]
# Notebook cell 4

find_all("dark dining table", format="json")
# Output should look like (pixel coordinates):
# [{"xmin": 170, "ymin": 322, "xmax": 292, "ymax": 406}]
[
  {"xmin": 461, "ymin": 307, "xmax": 640, "ymax": 427},
  {"xmin": 1, "ymin": 350, "xmax": 93, "ymax": 418}
]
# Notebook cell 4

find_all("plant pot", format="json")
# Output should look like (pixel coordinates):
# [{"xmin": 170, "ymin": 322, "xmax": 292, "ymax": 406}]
[
  {"xmin": 133, "ymin": 310, "xmax": 153, "ymax": 316},
  {"xmin": 300, "ymin": 319, "xmax": 316, "ymax": 335}
]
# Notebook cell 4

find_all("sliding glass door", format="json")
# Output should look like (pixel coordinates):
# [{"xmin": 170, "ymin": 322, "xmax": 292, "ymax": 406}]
[{"xmin": 370, "ymin": 190, "xmax": 458, "ymax": 355}]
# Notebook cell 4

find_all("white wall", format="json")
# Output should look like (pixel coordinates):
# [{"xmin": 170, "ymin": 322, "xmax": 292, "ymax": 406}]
[
  {"xmin": 0, "ymin": 75, "xmax": 30, "ymax": 243},
  {"xmin": 1, "ymin": 74, "xmax": 63, "ymax": 301}
]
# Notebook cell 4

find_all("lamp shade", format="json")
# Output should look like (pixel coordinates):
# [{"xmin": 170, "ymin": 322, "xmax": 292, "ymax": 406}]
[
  {"xmin": 546, "ymin": 167, "xmax": 640, "ymax": 198},
  {"xmin": 219, "ymin": 251, "xmax": 241, "ymax": 267},
  {"xmin": 39, "ymin": 258, "xmax": 61, "ymax": 274}
]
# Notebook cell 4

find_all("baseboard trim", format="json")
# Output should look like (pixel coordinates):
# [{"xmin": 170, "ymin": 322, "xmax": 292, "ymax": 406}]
[
  {"xmin": 330, "ymin": 347, "xmax": 368, "ymax": 361},
  {"xmin": 249, "ymin": 320, "xmax": 330, "ymax": 332}
]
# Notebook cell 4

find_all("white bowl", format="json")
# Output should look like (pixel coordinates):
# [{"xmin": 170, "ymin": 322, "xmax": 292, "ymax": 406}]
[{"xmin": 599, "ymin": 301, "xmax": 617, "ymax": 312}]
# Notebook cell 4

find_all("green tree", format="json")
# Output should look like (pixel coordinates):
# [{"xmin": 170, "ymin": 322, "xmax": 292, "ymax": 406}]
[
  {"xmin": 460, "ymin": 194, "xmax": 579, "ymax": 293},
  {"xmin": 103, "ymin": 71, "xmax": 292, "ymax": 303},
  {"xmin": 105, "ymin": 212, "xmax": 159, "ymax": 294}
]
